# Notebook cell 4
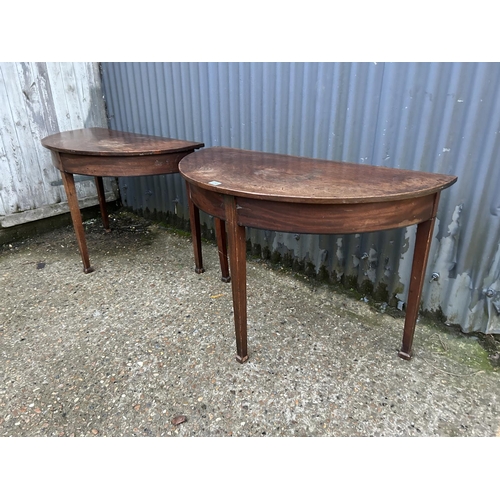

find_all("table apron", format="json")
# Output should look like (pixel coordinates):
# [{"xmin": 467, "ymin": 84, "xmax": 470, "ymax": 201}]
[
  {"xmin": 56, "ymin": 151, "xmax": 195, "ymax": 176},
  {"xmin": 237, "ymin": 195, "xmax": 437, "ymax": 233},
  {"xmin": 189, "ymin": 183, "xmax": 438, "ymax": 234},
  {"xmin": 189, "ymin": 183, "xmax": 226, "ymax": 219}
]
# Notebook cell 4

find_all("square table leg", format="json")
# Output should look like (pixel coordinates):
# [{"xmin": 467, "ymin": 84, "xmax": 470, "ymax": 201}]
[
  {"xmin": 224, "ymin": 195, "xmax": 248, "ymax": 363},
  {"xmin": 94, "ymin": 176, "xmax": 111, "ymax": 233},
  {"xmin": 214, "ymin": 218, "xmax": 231, "ymax": 282},
  {"xmin": 185, "ymin": 181, "xmax": 230, "ymax": 281},
  {"xmin": 60, "ymin": 170, "xmax": 93, "ymax": 273},
  {"xmin": 186, "ymin": 182, "xmax": 205, "ymax": 274},
  {"xmin": 399, "ymin": 215, "xmax": 438, "ymax": 360}
]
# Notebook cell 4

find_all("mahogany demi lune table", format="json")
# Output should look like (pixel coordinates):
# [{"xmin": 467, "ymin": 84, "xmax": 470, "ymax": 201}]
[
  {"xmin": 41, "ymin": 127, "xmax": 204, "ymax": 273},
  {"xmin": 179, "ymin": 147, "xmax": 457, "ymax": 363}
]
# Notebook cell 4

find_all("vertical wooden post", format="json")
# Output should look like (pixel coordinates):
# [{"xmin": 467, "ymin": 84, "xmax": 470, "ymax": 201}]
[
  {"xmin": 224, "ymin": 195, "xmax": 248, "ymax": 363},
  {"xmin": 185, "ymin": 181, "xmax": 204, "ymax": 274},
  {"xmin": 399, "ymin": 193, "xmax": 440, "ymax": 360},
  {"xmin": 94, "ymin": 176, "xmax": 111, "ymax": 232},
  {"xmin": 214, "ymin": 217, "xmax": 231, "ymax": 282}
]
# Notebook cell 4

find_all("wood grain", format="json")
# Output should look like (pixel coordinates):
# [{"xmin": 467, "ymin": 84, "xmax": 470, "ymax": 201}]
[
  {"xmin": 179, "ymin": 147, "xmax": 457, "ymax": 204},
  {"xmin": 42, "ymin": 127, "xmax": 204, "ymax": 156}
]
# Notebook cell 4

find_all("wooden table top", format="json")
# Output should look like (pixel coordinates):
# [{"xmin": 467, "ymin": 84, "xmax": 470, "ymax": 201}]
[
  {"xmin": 179, "ymin": 147, "xmax": 457, "ymax": 204},
  {"xmin": 42, "ymin": 127, "xmax": 204, "ymax": 157}
]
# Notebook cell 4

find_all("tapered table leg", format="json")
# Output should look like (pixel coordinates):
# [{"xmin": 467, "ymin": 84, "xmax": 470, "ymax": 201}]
[
  {"xmin": 398, "ymin": 215, "xmax": 437, "ymax": 360},
  {"xmin": 214, "ymin": 217, "xmax": 230, "ymax": 283},
  {"xmin": 94, "ymin": 176, "xmax": 111, "ymax": 232},
  {"xmin": 185, "ymin": 181, "xmax": 204, "ymax": 274},
  {"xmin": 225, "ymin": 195, "xmax": 248, "ymax": 363},
  {"xmin": 60, "ymin": 170, "xmax": 93, "ymax": 273}
]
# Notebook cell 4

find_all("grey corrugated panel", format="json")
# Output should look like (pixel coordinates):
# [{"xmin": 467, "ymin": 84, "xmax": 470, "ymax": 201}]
[{"xmin": 101, "ymin": 62, "xmax": 500, "ymax": 335}]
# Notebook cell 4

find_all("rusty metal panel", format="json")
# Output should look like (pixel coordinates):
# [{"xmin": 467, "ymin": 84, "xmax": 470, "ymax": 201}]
[
  {"xmin": 101, "ymin": 62, "xmax": 500, "ymax": 335},
  {"xmin": 0, "ymin": 62, "xmax": 118, "ymax": 228}
]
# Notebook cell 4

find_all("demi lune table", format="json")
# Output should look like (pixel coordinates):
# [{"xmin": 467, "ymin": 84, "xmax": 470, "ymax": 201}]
[
  {"xmin": 179, "ymin": 147, "xmax": 457, "ymax": 363},
  {"xmin": 42, "ymin": 127, "xmax": 204, "ymax": 273}
]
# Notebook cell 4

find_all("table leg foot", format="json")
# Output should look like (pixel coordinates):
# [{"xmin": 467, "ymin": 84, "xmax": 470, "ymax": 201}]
[
  {"xmin": 195, "ymin": 267, "xmax": 205, "ymax": 274},
  {"xmin": 221, "ymin": 276, "xmax": 231, "ymax": 283},
  {"xmin": 83, "ymin": 266, "xmax": 95, "ymax": 274},
  {"xmin": 235, "ymin": 354, "xmax": 249, "ymax": 364},
  {"xmin": 397, "ymin": 349, "xmax": 412, "ymax": 361}
]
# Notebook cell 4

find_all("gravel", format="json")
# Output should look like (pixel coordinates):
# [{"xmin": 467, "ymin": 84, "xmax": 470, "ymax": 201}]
[{"xmin": 1, "ymin": 209, "xmax": 499, "ymax": 437}]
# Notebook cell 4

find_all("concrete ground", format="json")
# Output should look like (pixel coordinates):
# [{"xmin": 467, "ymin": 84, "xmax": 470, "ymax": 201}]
[{"xmin": 1, "ymin": 209, "xmax": 499, "ymax": 437}]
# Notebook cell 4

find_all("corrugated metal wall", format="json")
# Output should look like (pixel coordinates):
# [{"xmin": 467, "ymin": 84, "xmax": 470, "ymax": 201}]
[
  {"xmin": 0, "ymin": 62, "xmax": 118, "ymax": 229},
  {"xmin": 101, "ymin": 62, "xmax": 500, "ymax": 335}
]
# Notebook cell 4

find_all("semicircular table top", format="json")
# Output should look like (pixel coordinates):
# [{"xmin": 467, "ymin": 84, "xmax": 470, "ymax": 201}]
[
  {"xmin": 42, "ymin": 127, "xmax": 203, "ymax": 156},
  {"xmin": 179, "ymin": 146, "xmax": 457, "ymax": 204}
]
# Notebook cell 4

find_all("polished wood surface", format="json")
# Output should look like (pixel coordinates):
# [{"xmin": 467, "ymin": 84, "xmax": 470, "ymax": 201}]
[
  {"xmin": 42, "ymin": 128, "xmax": 204, "ymax": 273},
  {"xmin": 179, "ymin": 147, "xmax": 457, "ymax": 363},
  {"xmin": 179, "ymin": 147, "xmax": 456, "ymax": 203},
  {"xmin": 42, "ymin": 127, "xmax": 203, "ymax": 156}
]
